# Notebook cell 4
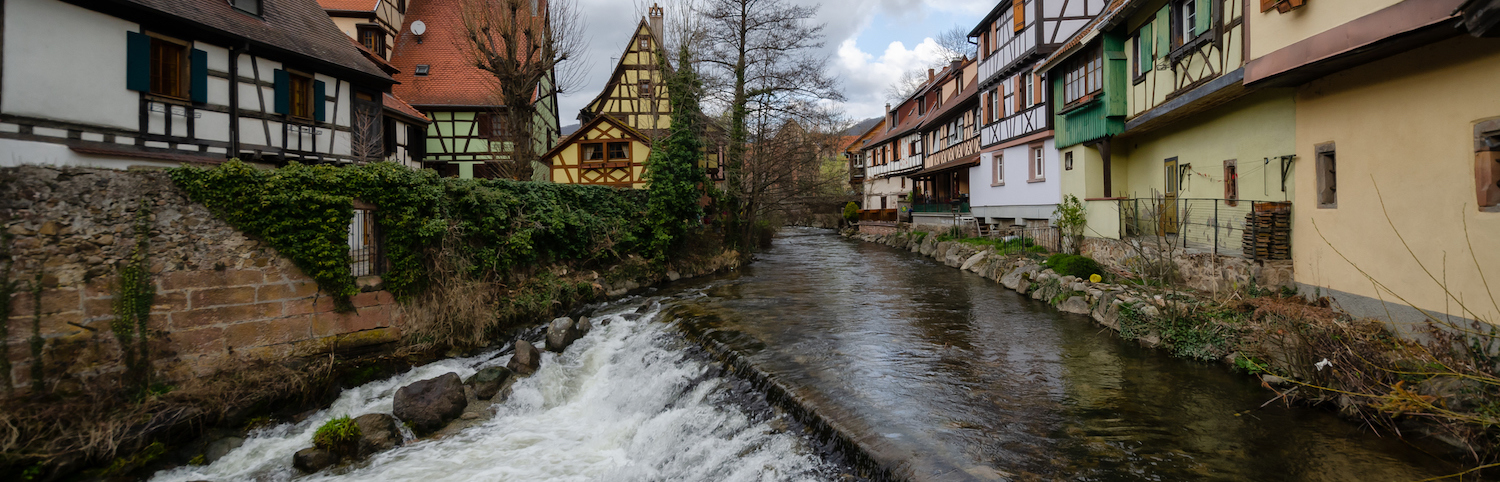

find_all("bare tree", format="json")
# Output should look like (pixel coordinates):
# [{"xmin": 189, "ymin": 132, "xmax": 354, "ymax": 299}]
[
  {"xmin": 459, "ymin": 0, "xmax": 586, "ymax": 179},
  {"xmin": 349, "ymin": 103, "xmax": 384, "ymax": 162},
  {"xmin": 884, "ymin": 68, "xmax": 927, "ymax": 104},
  {"xmin": 695, "ymin": 0, "xmax": 844, "ymax": 243},
  {"xmin": 933, "ymin": 25, "xmax": 976, "ymax": 63}
]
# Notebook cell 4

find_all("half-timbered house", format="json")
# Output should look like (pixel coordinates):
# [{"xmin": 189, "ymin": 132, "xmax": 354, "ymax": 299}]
[
  {"xmin": 0, "ymin": 0, "xmax": 398, "ymax": 169},
  {"xmin": 545, "ymin": 4, "xmax": 724, "ymax": 188},
  {"xmin": 386, "ymin": 0, "xmax": 560, "ymax": 179},
  {"xmin": 1037, "ymin": 0, "xmax": 1296, "ymax": 256},
  {"xmin": 969, "ymin": 0, "xmax": 1108, "ymax": 231},
  {"xmin": 907, "ymin": 59, "xmax": 982, "ymax": 229},
  {"xmin": 318, "ymin": 0, "xmax": 432, "ymax": 169}
]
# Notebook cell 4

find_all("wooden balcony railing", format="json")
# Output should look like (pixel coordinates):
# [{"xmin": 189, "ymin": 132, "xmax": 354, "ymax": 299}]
[{"xmin": 926, "ymin": 136, "xmax": 981, "ymax": 167}]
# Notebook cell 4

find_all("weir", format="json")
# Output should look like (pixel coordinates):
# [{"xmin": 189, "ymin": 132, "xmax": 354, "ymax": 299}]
[{"xmin": 152, "ymin": 228, "xmax": 1457, "ymax": 481}]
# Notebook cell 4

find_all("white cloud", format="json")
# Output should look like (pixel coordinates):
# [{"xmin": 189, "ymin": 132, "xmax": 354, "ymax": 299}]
[{"xmin": 830, "ymin": 38, "xmax": 950, "ymax": 120}]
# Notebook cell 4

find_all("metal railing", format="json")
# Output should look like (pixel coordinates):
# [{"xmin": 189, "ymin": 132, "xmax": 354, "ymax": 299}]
[
  {"xmin": 911, "ymin": 202, "xmax": 971, "ymax": 214},
  {"xmin": 1119, "ymin": 198, "xmax": 1292, "ymax": 259},
  {"xmin": 349, "ymin": 209, "xmax": 386, "ymax": 277}
]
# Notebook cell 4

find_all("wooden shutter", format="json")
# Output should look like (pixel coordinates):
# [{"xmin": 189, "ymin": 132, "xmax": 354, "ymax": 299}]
[
  {"xmin": 313, "ymin": 80, "xmax": 327, "ymax": 122},
  {"xmin": 1156, "ymin": 7, "xmax": 1171, "ymax": 53},
  {"xmin": 1141, "ymin": 23, "xmax": 1154, "ymax": 61},
  {"xmin": 477, "ymin": 113, "xmax": 491, "ymax": 139},
  {"xmin": 1014, "ymin": 76, "xmax": 1023, "ymax": 112},
  {"xmin": 273, "ymin": 69, "xmax": 290, "ymax": 114},
  {"xmin": 1260, "ymin": 0, "xmax": 1278, "ymax": 12},
  {"xmin": 1013, "ymin": 0, "xmax": 1025, "ymax": 32},
  {"xmin": 190, "ymin": 49, "xmax": 208, "ymax": 103},
  {"xmin": 126, "ymin": 31, "xmax": 151, "ymax": 92},
  {"xmin": 1034, "ymin": 72, "xmax": 1044, "ymax": 107},
  {"xmin": 1195, "ymin": 0, "xmax": 1212, "ymax": 36}
]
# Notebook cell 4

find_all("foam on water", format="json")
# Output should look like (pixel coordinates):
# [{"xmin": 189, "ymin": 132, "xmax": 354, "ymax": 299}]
[{"xmin": 151, "ymin": 297, "xmax": 833, "ymax": 482}]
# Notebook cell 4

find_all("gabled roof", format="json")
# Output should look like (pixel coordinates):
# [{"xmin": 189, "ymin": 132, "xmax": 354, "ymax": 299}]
[
  {"xmin": 387, "ymin": 0, "xmax": 502, "ymax": 107},
  {"xmin": 86, "ymin": 0, "xmax": 392, "ymax": 83},
  {"xmin": 861, "ymin": 60, "xmax": 972, "ymax": 148},
  {"xmin": 580, "ymin": 17, "xmax": 672, "ymax": 119},
  {"xmin": 384, "ymin": 93, "xmax": 430, "ymax": 123},
  {"xmin": 541, "ymin": 113, "xmax": 650, "ymax": 165}
]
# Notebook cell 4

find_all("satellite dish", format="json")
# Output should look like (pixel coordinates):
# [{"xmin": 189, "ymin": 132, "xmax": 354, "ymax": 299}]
[{"xmin": 411, "ymin": 20, "xmax": 427, "ymax": 36}]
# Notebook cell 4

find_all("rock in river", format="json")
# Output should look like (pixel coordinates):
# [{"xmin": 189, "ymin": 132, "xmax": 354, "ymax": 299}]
[
  {"xmin": 393, "ymin": 373, "xmax": 468, "ymax": 436},
  {"xmin": 293, "ymin": 447, "xmax": 335, "ymax": 473},
  {"xmin": 464, "ymin": 366, "xmax": 514, "ymax": 401},
  {"xmin": 353, "ymin": 413, "xmax": 402, "ymax": 456},
  {"xmin": 546, "ymin": 316, "xmax": 580, "ymax": 352},
  {"xmin": 508, "ymin": 340, "xmax": 542, "ymax": 376}
]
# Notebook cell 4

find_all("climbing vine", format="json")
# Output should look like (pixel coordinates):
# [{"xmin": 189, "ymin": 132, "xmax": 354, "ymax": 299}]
[
  {"xmin": 112, "ymin": 201, "xmax": 156, "ymax": 390},
  {"xmin": 169, "ymin": 160, "xmax": 648, "ymax": 308},
  {"xmin": 641, "ymin": 46, "xmax": 708, "ymax": 261}
]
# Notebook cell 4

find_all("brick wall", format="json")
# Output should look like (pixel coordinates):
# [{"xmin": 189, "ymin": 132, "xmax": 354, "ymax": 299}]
[{"xmin": 2, "ymin": 166, "xmax": 400, "ymax": 396}]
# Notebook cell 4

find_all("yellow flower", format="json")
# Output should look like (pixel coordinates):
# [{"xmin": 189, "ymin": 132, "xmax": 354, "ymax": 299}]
[{"xmin": 1089, "ymin": 274, "xmax": 1102, "ymax": 283}]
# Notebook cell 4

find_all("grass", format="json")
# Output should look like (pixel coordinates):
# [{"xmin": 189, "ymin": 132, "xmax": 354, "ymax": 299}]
[
  {"xmin": 312, "ymin": 416, "xmax": 361, "ymax": 456},
  {"xmin": 953, "ymin": 236, "xmax": 1049, "ymax": 255}
]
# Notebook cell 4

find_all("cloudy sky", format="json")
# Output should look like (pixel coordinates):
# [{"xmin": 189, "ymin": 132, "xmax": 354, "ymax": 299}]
[{"xmin": 557, "ymin": 0, "xmax": 996, "ymax": 127}]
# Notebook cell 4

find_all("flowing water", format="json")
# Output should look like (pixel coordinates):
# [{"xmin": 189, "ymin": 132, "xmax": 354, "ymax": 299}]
[{"xmin": 152, "ymin": 228, "xmax": 1457, "ymax": 481}]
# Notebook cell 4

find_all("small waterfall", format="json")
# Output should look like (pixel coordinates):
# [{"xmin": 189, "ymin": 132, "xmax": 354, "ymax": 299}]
[{"xmin": 151, "ymin": 295, "xmax": 836, "ymax": 482}]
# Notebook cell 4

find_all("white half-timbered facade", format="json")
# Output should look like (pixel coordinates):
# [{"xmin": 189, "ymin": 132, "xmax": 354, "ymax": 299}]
[
  {"xmin": 0, "ymin": 0, "xmax": 397, "ymax": 170},
  {"xmin": 968, "ymin": 0, "xmax": 1108, "ymax": 227}
]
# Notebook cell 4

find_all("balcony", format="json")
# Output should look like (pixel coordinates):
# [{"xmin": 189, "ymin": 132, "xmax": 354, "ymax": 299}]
[
  {"xmin": 868, "ymin": 154, "xmax": 924, "ymax": 178},
  {"xmin": 981, "ymin": 104, "xmax": 1047, "ymax": 147},
  {"xmin": 926, "ymin": 136, "xmax": 981, "ymax": 167},
  {"xmin": 977, "ymin": 26, "xmax": 1037, "ymax": 86}
]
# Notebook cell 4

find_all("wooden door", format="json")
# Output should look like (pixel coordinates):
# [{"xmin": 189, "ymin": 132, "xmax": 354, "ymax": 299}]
[{"xmin": 1160, "ymin": 158, "xmax": 1179, "ymax": 235}]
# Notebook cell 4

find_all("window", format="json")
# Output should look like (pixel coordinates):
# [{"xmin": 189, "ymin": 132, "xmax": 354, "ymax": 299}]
[
  {"xmin": 349, "ymin": 207, "xmax": 384, "ymax": 277},
  {"xmin": 1180, "ymin": 0, "xmax": 1197, "ymax": 45},
  {"xmin": 1173, "ymin": 0, "xmax": 1209, "ymax": 47},
  {"xmin": 1223, "ymin": 160, "xmax": 1238, "ymax": 206},
  {"xmin": 231, "ymin": 0, "xmax": 260, "ymax": 15},
  {"xmin": 639, "ymin": 80, "xmax": 652, "ymax": 98},
  {"xmin": 1065, "ymin": 151, "xmax": 1074, "ymax": 170},
  {"xmin": 990, "ymin": 89, "xmax": 1000, "ymax": 122},
  {"xmin": 149, "ymin": 37, "xmax": 187, "ymax": 99},
  {"xmin": 478, "ymin": 113, "xmax": 510, "ymax": 140},
  {"xmin": 1063, "ymin": 46, "xmax": 1102, "ymax": 105},
  {"xmin": 608, "ymin": 142, "xmax": 630, "ymax": 160},
  {"xmin": 992, "ymin": 153, "xmax": 1004, "ymax": 186},
  {"xmin": 581, "ymin": 143, "xmax": 606, "ymax": 162},
  {"xmin": 358, "ymin": 25, "xmax": 386, "ymax": 57},
  {"xmin": 1030, "ymin": 145, "xmax": 1045, "ymax": 181},
  {"xmin": 415, "ymin": 64, "xmax": 430, "ymax": 76},
  {"xmin": 639, "ymin": 37, "xmax": 649, "ymax": 50},
  {"xmin": 1316, "ymin": 142, "xmax": 1336, "ymax": 208},
  {"xmin": 288, "ymin": 72, "xmax": 314, "ymax": 119}
]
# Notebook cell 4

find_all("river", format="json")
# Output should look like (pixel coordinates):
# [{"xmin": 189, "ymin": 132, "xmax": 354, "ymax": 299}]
[{"xmin": 152, "ymin": 228, "xmax": 1455, "ymax": 481}]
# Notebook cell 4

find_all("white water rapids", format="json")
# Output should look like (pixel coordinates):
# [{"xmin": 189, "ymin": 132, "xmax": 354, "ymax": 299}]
[{"xmin": 151, "ymin": 295, "xmax": 836, "ymax": 482}]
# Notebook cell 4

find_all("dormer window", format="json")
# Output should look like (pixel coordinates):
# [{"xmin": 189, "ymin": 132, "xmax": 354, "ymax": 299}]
[
  {"xmin": 231, "ymin": 0, "xmax": 260, "ymax": 16},
  {"xmin": 358, "ymin": 25, "xmax": 386, "ymax": 57}
]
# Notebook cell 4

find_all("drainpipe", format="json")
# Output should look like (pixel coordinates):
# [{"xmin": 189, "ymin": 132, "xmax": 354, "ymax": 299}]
[{"xmin": 228, "ymin": 44, "xmax": 243, "ymax": 158}]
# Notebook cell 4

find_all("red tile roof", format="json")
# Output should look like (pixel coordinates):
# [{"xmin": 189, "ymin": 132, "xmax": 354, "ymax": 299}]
[
  {"xmin": 387, "ymin": 0, "xmax": 503, "ymax": 107},
  {"xmin": 384, "ymin": 93, "xmax": 431, "ymax": 123},
  {"xmin": 317, "ymin": 0, "xmax": 379, "ymax": 12},
  {"xmin": 115, "ymin": 0, "xmax": 391, "ymax": 82}
]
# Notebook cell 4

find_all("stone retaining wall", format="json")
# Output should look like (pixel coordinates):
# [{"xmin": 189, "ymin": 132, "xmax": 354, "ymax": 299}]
[
  {"xmin": 1081, "ymin": 237, "xmax": 1293, "ymax": 293},
  {"xmin": 1, "ymin": 166, "xmax": 400, "ymax": 396}
]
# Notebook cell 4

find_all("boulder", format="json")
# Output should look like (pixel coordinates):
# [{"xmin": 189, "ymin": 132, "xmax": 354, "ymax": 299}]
[
  {"xmin": 545, "ymin": 316, "xmax": 579, "ymax": 352},
  {"xmin": 464, "ymin": 366, "xmax": 514, "ymax": 401},
  {"xmin": 203, "ymin": 436, "xmax": 244, "ymax": 464},
  {"xmin": 620, "ymin": 313, "xmax": 642, "ymax": 321},
  {"xmin": 293, "ymin": 447, "xmax": 336, "ymax": 473},
  {"xmin": 575, "ymin": 316, "xmax": 593, "ymax": 337},
  {"xmin": 961, "ymin": 252, "xmax": 986, "ymax": 272},
  {"xmin": 352, "ymin": 413, "xmax": 402, "ymax": 456},
  {"xmin": 1058, "ymin": 296, "xmax": 1091, "ymax": 315},
  {"xmin": 508, "ymin": 340, "xmax": 542, "ymax": 376},
  {"xmin": 392, "ymin": 373, "xmax": 468, "ymax": 436}
]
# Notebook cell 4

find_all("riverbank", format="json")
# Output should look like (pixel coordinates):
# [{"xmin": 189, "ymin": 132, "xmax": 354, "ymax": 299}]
[{"xmin": 846, "ymin": 226, "xmax": 1499, "ymax": 470}]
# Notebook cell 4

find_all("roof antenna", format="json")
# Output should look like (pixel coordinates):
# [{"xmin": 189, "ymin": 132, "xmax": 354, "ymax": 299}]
[{"xmin": 411, "ymin": 20, "xmax": 427, "ymax": 44}]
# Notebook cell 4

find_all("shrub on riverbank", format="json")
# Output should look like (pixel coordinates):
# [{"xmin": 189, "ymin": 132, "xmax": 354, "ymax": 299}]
[{"xmin": 1042, "ymin": 253, "xmax": 1104, "ymax": 279}]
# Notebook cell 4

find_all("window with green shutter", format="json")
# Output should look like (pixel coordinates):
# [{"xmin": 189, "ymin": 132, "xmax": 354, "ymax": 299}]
[
  {"xmin": 274, "ymin": 69, "xmax": 322, "ymax": 121},
  {"xmin": 126, "ymin": 31, "xmax": 207, "ymax": 102}
]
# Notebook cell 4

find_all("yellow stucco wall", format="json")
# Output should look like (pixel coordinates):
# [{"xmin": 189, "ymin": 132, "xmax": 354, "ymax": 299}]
[
  {"xmin": 1115, "ymin": 89, "xmax": 1297, "ymax": 202},
  {"xmin": 1247, "ymin": 0, "xmax": 1402, "ymax": 59},
  {"xmin": 1293, "ymin": 35, "xmax": 1500, "ymax": 325}
]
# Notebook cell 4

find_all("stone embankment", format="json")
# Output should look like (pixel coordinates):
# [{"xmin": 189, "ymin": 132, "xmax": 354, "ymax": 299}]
[{"xmin": 850, "ymin": 230, "xmax": 1179, "ymax": 350}]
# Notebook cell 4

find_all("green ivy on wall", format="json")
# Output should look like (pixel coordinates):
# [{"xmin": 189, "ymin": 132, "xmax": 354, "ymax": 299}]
[
  {"xmin": 112, "ymin": 201, "xmax": 156, "ymax": 390},
  {"xmin": 169, "ymin": 160, "xmax": 648, "ymax": 309}
]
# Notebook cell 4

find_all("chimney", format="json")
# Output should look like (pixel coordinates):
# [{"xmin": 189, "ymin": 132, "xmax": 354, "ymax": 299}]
[
  {"xmin": 649, "ymin": 4, "xmax": 665, "ymax": 44},
  {"xmin": 927, "ymin": 68, "xmax": 935, "ymax": 82}
]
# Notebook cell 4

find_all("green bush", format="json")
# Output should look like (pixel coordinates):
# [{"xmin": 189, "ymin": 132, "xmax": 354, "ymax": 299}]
[
  {"xmin": 313, "ymin": 415, "xmax": 361, "ymax": 455},
  {"xmin": 842, "ymin": 202, "xmax": 859, "ymax": 223},
  {"xmin": 1044, "ymin": 253, "xmax": 1105, "ymax": 279}
]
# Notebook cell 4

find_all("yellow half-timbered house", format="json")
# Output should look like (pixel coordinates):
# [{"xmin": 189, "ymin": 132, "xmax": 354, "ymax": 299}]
[{"xmin": 547, "ymin": 4, "xmax": 725, "ymax": 188}]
